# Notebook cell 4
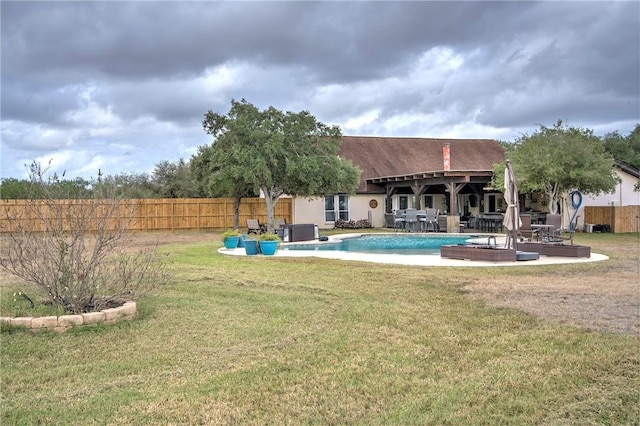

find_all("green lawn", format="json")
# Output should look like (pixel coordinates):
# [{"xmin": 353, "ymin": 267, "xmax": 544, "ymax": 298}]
[{"xmin": 1, "ymin": 232, "xmax": 638, "ymax": 425}]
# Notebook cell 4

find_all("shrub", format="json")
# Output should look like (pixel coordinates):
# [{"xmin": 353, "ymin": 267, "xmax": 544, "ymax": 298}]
[
  {"xmin": 258, "ymin": 233, "xmax": 280, "ymax": 241},
  {"xmin": 0, "ymin": 162, "xmax": 172, "ymax": 314},
  {"xmin": 221, "ymin": 229, "xmax": 241, "ymax": 239}
]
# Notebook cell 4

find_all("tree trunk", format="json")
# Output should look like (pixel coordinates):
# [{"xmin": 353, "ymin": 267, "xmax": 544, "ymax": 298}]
[
  {"xmin": 545, "ymin": 182, "xmax": 561, "ymax": 214},
  {"xmin": 232, "ymin": 196, "xmax": 241, "ymax": 229},
  {"xmin": 262, "ymin": 186, "xmax": 281, "ymax": 233}
]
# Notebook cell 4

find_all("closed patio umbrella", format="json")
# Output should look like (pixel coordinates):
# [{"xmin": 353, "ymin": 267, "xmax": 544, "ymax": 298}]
[{"xmin": 503, "ymin": 160, "xmax": 521, "ymax": 250}]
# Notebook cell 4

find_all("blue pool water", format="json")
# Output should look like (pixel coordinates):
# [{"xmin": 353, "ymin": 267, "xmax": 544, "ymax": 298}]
[{"xmin": 282, "ymin": 234, "xmax": 477, "ymax": 255}]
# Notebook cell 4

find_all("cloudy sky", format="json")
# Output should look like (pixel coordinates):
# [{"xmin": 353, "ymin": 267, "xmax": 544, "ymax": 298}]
[{"xmin": 2, "ymin": 1, "xmax": 638, "ymax": 180}]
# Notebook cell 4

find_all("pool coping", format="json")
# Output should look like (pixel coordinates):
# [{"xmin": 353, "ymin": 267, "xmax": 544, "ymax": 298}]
[{"xmin": 220, "ymin": 233, "xmax": 608, "ymax": 267}]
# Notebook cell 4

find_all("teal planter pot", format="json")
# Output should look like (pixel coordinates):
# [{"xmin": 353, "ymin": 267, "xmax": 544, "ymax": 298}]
[
  {"xmin": 244, "ymin": 239, "xmax": 259, "ymax": 255},
  {"xmin": 223, "ymin": 236, "xmax": 240, "ymax": 249},
  {"xmin": 237, "ymin": 234, "xmax": 248, "ymax": 248},
  {"xmin": 259, "ymin": 240, "xmax": 278, "ymax": 256}
]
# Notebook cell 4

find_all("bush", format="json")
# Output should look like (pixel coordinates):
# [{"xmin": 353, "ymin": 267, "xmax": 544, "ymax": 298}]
[
  {"xmin": 221, "ymin": 229, "xmax": 241, "ymax": 239},
  {"xmin": 258, "ymin": 233, "xmax": 280, "ymax": 241},
  {"xmin": 0, "ymin": 162, "xmax": 172, "ymax": 314}
]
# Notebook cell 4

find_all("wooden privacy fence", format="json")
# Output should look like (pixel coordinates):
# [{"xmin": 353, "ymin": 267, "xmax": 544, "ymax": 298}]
[
  {"xmin": 584, "ymin": 205, "xmax": 640, "ymax": 233},
  {"xmin": 0, "ymin": 198, "xmax": 292, "ymax": 233}
]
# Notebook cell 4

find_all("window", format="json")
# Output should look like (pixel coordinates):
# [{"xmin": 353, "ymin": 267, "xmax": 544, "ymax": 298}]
[
  {"xmin": 325, "ymin": 195, "xmax": 349, "ymax": 222},
  {"xmin": 399, "ymin": 196, "xmax": 409, "ymax": 210},
  {"xmin": 338, "ymin": 195, "xmax": 349, "ymax": 220},
  {"xmin": 423, "ymin": 195, "xmax": 434, "ymax": 209},
  {"xmin": 488, "ymin": 194, "xmax": 496, "ymax": 212},
  {"xmin": 324, "ymin": 196, "xmax": 335, "ymax": 221}
]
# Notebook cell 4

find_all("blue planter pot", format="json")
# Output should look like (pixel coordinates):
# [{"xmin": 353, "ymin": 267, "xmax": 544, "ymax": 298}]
[
  {"xmin": 237, "ymin": 234, "xmax": 248, "ymax": 248},
  {"xmin": 259, "ymin": 240, "xmax": 278, "ymax": 256},
  {"xmin": 223, "ymin": 236, "xmax": 240, "ymax": 249},
  {"xmin": 244, "ymin": 239, "xmax": 259, "ymax": 255}
]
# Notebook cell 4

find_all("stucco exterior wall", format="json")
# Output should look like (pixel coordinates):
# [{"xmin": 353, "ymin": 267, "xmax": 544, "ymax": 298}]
[
  {"xmin": 582, "ymin": 169, "xmax": 639, "ymax": 207},
  {"xmin": 571, "ymin": 169, "xmax": 639, "ymax": 229},
  {"xmin": 292, "ymin": 197, "xmax": 326, "ymax": 228},
  {"xmin": 349, "ymin": 195, "xmax": 386, "ymax": 228},
  {"xmin": 293, "ymin": 195, "xmax": 386, "ymax": 229}
]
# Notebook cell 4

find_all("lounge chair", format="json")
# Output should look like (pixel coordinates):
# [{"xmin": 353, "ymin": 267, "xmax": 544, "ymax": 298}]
[{"xmin": 246, "ymin": 219, "xmax": 263, "ymax": 235}]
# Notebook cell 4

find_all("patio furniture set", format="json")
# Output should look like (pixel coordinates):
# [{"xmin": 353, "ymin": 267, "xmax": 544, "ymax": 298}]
[
  {"xmin": 388, "ymin": 208, "xmax": 440, "ymax": 232},
  {"xmin": 441, "ymin": 212, "xmax": 590, "ymax": 262}
]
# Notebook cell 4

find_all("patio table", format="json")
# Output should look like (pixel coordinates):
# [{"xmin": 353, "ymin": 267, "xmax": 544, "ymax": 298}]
[{"xmin": 531, "ymin": 224, "xmax": 554, "ymax": 241}]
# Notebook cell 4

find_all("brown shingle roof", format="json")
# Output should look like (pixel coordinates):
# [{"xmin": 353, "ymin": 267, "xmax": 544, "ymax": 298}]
[{"xmin": 337, "ymin": 136, "xmax": 505, "ymax": 191}]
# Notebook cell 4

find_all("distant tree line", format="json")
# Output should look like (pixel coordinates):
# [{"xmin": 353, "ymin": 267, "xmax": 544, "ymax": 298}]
[{"xmin": 0, "ymin": 158, "xmax": 214, "ymax": 200}]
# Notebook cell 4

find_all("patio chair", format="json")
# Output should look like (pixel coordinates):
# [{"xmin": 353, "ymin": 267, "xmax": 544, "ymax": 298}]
[
  {"xmin": 393, "ymin": 210, "xmax": 406, "ymax": 231},
  {"xmin": 424, "ymin": 208, "xmax": 439, "ymax": 232},
  {"xmin": 518, "ymin": 214, "xmax": 539, "ymax": 241},
  {"xmin": 545, "ymin": 214, "xmax": 576, "ymax": 245},
  {"xmin": 273, "ymin": 217, "xmax": 286, "ymax": 230},
  {"xmin": 416, "ymin": 210, "xmax": 427, "ymax": 231},
  {"xmin": 437, "ymin": 214, "xmax": 447, "ymax": 232},
  {"xmin": 384, "ymin": 213, "xmax": 396, "ymax": 229},
  {"xmin": 404, "ymin": 209, "xmax": 419, "ymax": 232},
  {"xmin": 246, "ymin": 219, "xmax": 263, "ymax": 235}
]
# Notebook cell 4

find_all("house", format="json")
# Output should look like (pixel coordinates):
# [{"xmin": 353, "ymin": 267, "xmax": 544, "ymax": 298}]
[
  {"xmin": 574, "ymin": 160, "xmax": 640, "ymax": 230},
  {"xmin": 291, "ymin": 136, "xmax": 505, "ymax": 229},
  {"xmin": 581, "ymin": 160, "xmax": 640, "ymax": 208},
  {"xmin": 289, "ymin": 137, "xmax": 638, "ymax": 232}
]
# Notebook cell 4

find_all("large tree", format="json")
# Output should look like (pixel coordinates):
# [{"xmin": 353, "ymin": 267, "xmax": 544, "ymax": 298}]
[
  {"xmin": 496, "ymin": 121, "xmax": 619, "ymax": 213},
  {"xmin": 602, "ymin": 124, "xmax": 640, "ymax": 170},
  {"xmin": 199, "ymin": 99, "xmax": 361, "ymax": 231},
  {"xmin": 190, "ymin": 144, "xmax": 257, "ymax": 229},
  {"xmin": 602, "ymin": 124, "xmax": 640, "ymax": 190}
]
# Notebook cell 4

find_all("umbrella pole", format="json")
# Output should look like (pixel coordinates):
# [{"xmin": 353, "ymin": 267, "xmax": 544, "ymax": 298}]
[{"xmin": 512, "ymin": 207, "xmax": 518, "ymax": 251}]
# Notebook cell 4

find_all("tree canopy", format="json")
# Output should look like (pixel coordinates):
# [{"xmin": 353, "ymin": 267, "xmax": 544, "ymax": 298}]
[
  {"xmin": 495, "ymin": 121, "xmax": 619, "ymax": 213},
  {"xmin": 602, "ymin": 124, "xmax": 640, "ymax": 169},
  {"xmin": 152, "ymin": 159, "xmax": 204, "ymax": 198},
  {"xmin": 198, "ymin": 99, "xmax": 361, "ymax": 231},
  {"xmin": 190, "ymin": 143, "xmax": 257, "ymax": 229}
]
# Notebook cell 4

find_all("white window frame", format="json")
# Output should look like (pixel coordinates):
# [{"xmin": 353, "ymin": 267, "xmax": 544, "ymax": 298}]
[{"xmin": 325, "ymin": 194, "xmax": 349, "ymax": 222}]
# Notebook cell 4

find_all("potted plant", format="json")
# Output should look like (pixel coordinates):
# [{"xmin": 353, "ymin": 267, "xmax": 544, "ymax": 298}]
[
  {"xmin": 243, "ymin": 234, "xmax": 259, "ymax": 255},
  {"xmin": 221, "ymin": 229, "xmax": 241, "ymax": 249},
  {"xmin": 237, "ymin": 233, "xmax": 248, "ymax": 248},
  {"xmin": 258, "ymin": 233, "xmax": 280, "ymax": 256}
]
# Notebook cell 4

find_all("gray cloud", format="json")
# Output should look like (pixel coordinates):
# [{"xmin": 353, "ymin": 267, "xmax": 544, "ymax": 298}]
[{"xmin": 1, "ymin": 1, "xmax": 638, "ymax": 179}]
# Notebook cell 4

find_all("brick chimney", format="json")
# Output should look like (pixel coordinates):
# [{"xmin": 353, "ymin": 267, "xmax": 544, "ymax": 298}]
[{"xmin": 443, "ymin": 143, "xmax": 451, "ymax": 171}]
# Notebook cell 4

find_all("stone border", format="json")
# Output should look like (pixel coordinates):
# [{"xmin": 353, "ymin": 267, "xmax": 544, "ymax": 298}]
[{"xmin": 0, "ymin": 301, "xmax": 136, "ymax": 333}]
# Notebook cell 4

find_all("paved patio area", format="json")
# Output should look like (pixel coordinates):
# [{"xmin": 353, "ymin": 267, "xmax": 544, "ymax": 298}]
[{"xmin": 220, "ymin": 233, "xmax": 608, "ymax": 267}]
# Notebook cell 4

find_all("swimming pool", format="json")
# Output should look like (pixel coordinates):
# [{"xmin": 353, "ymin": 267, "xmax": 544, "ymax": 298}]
[{"xmin": 281, "ymin": 234, "xmax": 478, "ymax": 255}]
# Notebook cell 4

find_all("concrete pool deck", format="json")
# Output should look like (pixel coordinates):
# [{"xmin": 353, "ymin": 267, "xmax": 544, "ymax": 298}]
[{"xmin": 219, "ymin": 233, "xmax": 608, "ymax": 267}]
